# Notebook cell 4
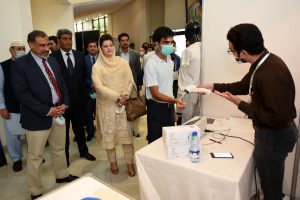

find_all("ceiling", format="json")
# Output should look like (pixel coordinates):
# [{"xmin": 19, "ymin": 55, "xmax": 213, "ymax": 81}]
[{"xmin": 71, "ymin": 0, "xmax": 134, "ymax": 19}]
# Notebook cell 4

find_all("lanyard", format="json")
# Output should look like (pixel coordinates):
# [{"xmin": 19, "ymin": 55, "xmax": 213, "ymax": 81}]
[{"xmin": 249, "ymin": 52, "xmax": 270, "ymax": 94}]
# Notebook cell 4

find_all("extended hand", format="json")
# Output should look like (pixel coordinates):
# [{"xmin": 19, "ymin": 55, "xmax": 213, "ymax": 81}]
[
  {"xmin": 197, "ymin": 84, "xmax": 214, "ymax": 95},
  {"xmin": 214, "ymin": 90, "xmax": 241, "ymax": 105}
]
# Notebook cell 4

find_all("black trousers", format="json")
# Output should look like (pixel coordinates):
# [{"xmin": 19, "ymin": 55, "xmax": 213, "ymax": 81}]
[
  {"xmin": 146, "ymin": 99, "xmax": 174, "ymax": 143},
  {"xmin": 253, "ymin": 123, "xmax": 297, "ymax": 200},
  {"xmin": 0, "ymin": 138, "xmax": 7, "ymax": 167},
  {"xmin": 86, "ymin": 97, "xmax": 96, "ymax": 136},
  {"xmin": 65, "ymin": 105, "xmax": 89, "ymax": 161}
]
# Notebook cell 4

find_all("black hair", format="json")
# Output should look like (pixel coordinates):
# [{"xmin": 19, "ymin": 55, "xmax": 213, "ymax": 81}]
[
  {"xmin": 118, "ymin": 33, "xmax": 129, "ymax": 42},
  {"xmin": 48, "ymin": 35, "xmax": 58, "ymax": 44},
  {"xmin": 99, "ymin": 34, "xmax": 114, "ymax": 47},
  {"xmin": 27, "ymin": 30, "xmax": 47, "ymax": 43},
  {"xmin": 227, "ymin": 23, "xmax": 265, "ymax": 55},
  {"xmin": 152, "ymin": 27, "xmax": 174, "ymax": 43},
  {"xmin": 185, "ymin": 21, "xmax": 201, "ymax": 44},
  {"xmin": 87, "ymin": 40, "xmax": 98, "ymax": 47},
  {"xmin": 56, "ymin": 29, "xmax": 72, "ymax": 39},
  {"xmin": 142, "ymin": 42, "xmax": 149, "ymax": 51}
]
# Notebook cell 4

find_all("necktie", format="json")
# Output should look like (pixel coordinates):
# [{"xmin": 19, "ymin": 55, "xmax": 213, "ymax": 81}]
[
  {"xmin": 42, "ymin": 59, "xmax": 62, "ymax": 104},
  {"xmin": 66, "ymin": 52, "xmax": 74, "ymax": 75},
  {"xmin": 92, "ymin": 56, "xmax": 96, "ymax": 64}
]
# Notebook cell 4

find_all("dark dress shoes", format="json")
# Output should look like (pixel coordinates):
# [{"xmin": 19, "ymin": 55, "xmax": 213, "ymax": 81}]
[
  {"xmin": 133, "ymin": 131, "xmax": 140, "ymax": 137},
  {"xmin": 12, "ymin": 160, "xmax": 22, "ymax": 172},
  {"xmin": 80, "ymin": 152, "xmax": 96, "ymax": 161},
  {"xmin": 56, "ymin": 174, "xmax": 79, "ymax": 183},
  {"xmin": 86, "ymin": 134, "xmax": 94, "ymax": 142},
  {"xmin": 31, "ymin": 194, "xmax": 42, "ymax": 200}
]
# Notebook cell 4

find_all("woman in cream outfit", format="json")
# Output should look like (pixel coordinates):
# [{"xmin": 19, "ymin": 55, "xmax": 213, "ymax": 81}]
[{"xmin": 92, "ymin": 34, "xmax": 136, "ymax": 177}]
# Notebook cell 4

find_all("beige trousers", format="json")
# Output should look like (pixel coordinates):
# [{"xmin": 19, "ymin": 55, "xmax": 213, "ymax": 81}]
[
  {"xmin": 106, "ymin": 144, "xmax": 134, "ymax": 164},
  {"xmin": 133, "ymin": 118, "xmax": 139, "ymax": 133},
  {"xmin": 26, "ymin": 120, "xmax": 68, "ymax": 195}
]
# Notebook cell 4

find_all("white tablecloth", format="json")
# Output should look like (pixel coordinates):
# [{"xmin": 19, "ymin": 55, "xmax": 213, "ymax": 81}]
[
  {"xmin": 39, "ymin": 175, "xmax": 132, "ymax": 200},
  {"xmin": 136, "ymin": 117, "xmax": 255, "ymax": 200}
]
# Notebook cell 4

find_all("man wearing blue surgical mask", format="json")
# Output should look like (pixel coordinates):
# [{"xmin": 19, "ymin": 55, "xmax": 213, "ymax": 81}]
[
  {"xmin": 144, "ymin": 27, "xmax": 186, "ymax": 143},
  {"xmin": 0, "ymin": 41, "xmax": 26, "ymax": 172}
]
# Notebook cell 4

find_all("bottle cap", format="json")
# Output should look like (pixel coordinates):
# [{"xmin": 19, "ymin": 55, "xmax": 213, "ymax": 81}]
[{"xmin": 192, "ymin": 131, "xmax": 198, "ymax": 136}]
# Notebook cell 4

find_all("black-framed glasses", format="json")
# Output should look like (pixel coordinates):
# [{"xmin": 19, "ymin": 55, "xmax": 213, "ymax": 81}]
[
  {"xmin": 227, "ymin": 48, "xmax": 237, "ymax": 61},
  {"xmin": 227, "ymin": 49, "xmax": 235, "ymax": 56}
]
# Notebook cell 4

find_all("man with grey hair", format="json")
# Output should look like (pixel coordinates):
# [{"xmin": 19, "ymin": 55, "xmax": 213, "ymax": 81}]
[
  {"xmin": 52, "ymin": 29, "xmax": 96, "ymax": 166},
  {"xmin": 0, "ymin": 41, "xmax": 26, "ymax": 172},
  {"xmin": 12, "ymin": 30, "xmax": 78, "ymax": 200}
]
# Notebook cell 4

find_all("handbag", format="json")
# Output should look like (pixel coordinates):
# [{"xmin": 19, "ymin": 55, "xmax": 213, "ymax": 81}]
[{"xmin": 125, "ymin": 95, "xmax": 147, "ymax": 121}]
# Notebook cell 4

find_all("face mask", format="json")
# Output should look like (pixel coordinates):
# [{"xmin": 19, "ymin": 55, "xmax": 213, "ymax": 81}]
[
  {"xmin": 235, "ymin": 56, "xmax": 246, "ymax": 64},
  {"xmin": 16, "ymin": 50, "xmax": 26, "ymax": 59},
  {"xmin": 139, "ymin": 51, "xmax": 145, "ymax": 57},
  {"xmin": 161, "ymin": 45, "xmax": 174, "ymax": 56}
]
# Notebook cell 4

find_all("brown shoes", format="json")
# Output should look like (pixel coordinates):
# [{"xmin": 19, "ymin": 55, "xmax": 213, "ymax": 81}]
[
  {"xmin": 127, "ymin": 164, "xmax": 136, "ymax": 177},
  {"xmin": 111, "ymin": 162, "xmax": 119, "ymax": 174},
  {"xmin": 110, "ymin": 162, "xmax": 135, "ymax": 177}
]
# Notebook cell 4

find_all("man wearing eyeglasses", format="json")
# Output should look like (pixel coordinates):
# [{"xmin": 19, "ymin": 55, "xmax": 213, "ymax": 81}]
[
  {"xmin": 199, "ymin": 23, "xmax": 297, "ymax": 200},
  {"xmin": 144, "ymin": 27, "xmax": 186, "ymax": 143}
]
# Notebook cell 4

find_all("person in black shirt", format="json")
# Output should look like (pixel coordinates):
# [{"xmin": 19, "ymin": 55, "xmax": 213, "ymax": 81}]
[{"xmin": 200, "ymin": 23, "xmax": 297, "ymax": 200}]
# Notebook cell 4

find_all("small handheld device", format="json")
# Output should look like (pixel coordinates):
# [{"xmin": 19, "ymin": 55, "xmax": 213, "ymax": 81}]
[
  {"xmin": 210, "ymin": 152, "xmax": 234, "ymax": 158},
  {"xmin": 186, "ymin": 85, "xmax": 211, "ymax": 95}
]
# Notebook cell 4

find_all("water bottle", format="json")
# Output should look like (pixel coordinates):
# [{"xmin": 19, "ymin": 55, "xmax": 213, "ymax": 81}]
[{"xmin": 189, "ymin": 131, "xmax": 200, "ymax": 163}]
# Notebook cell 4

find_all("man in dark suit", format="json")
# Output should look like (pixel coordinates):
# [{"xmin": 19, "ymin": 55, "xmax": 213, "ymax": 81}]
[
  {"xmin": 51, "ymin": 29, "xmax": 96, "ymax": 166},
  {"xmin": 116, "ymin": 33, "xmax": 142, "ymax": 137},
  {"xmin": 85, "ymin": 40, "xmax": 98, "ymax": 141},
  {"xmin": 11, "ymin": 30, "xmax": 78, "ymax": 199}
]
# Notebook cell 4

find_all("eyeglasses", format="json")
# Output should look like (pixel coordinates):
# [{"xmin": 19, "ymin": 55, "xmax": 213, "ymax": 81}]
[
  {"xmin": 227, "ymin": 48, "xmax": 235, "ymax": 56},
  {"xmin": 227, "ymin": 48, "xmax": 237, "ymax": 61}
]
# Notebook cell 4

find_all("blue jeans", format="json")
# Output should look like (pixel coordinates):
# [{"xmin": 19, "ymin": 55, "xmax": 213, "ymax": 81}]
[{"xmin": 253, "ymin": 123, "xmax": 297, "ymax": 200}]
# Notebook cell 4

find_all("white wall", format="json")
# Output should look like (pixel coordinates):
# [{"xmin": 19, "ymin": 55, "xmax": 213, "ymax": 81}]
[
  {"xmin": 0, "ymin": 0, "xmax": 33, "ymax": 145},
  {"xmin": 111, "ymin": 0, "xmax": 149, "ymax": 50},
  {"xmin": 0, "ymin": 0, "xmax": 33, "ymax": 61},
  {"xmin": 30, "ymin": 0, "xmax": 74, "ymax": 37},
  {"xmin": 149, "ymin": 0, "xmax": 165, "ymax": 34},
  {"xmin": 202, "ymin": 0, "xmax": 300, "ymax": 196}
]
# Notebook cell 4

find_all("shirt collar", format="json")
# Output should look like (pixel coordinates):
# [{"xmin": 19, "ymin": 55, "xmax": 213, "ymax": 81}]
[
  {"xmin": 153, "ymin": 53, "xmax": 171, "ymax": 63},
  {"xmin": 120, "ymin": 48, "xmax": 129, "ymax": 54},
  {"xmin": 250, "ymin": 49, "xmax": 269, "ymax": 69},
  {"xmin": 30, "ymin": 51, "xmax": 45, "ymax": 63},
  {"xmin": 60, "ymin": 49, "xmax": 72, "ymax": 56},
  {"xmin": 89, "ymin": 54, "xmax": 98, "ymax": 59}
]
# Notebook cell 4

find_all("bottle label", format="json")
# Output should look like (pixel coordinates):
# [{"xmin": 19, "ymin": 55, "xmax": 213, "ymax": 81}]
[{"xmin": 189, "ymin": 150, "xmax": 200, "ymax": 162}]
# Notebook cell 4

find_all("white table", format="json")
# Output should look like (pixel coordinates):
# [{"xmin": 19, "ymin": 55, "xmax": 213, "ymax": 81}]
[
  {"xmin": 136, "ymin": 117, "xmax": 256, "ymax": 200},
  {"xmin": 39, "ymin": 175, "xmax": 133, "ymax": 200}
]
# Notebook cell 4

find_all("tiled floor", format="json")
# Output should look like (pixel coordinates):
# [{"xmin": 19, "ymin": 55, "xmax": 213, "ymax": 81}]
[{"xmin": 0, "ymin": 116, "xmax": 148, "ymax": 200}]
